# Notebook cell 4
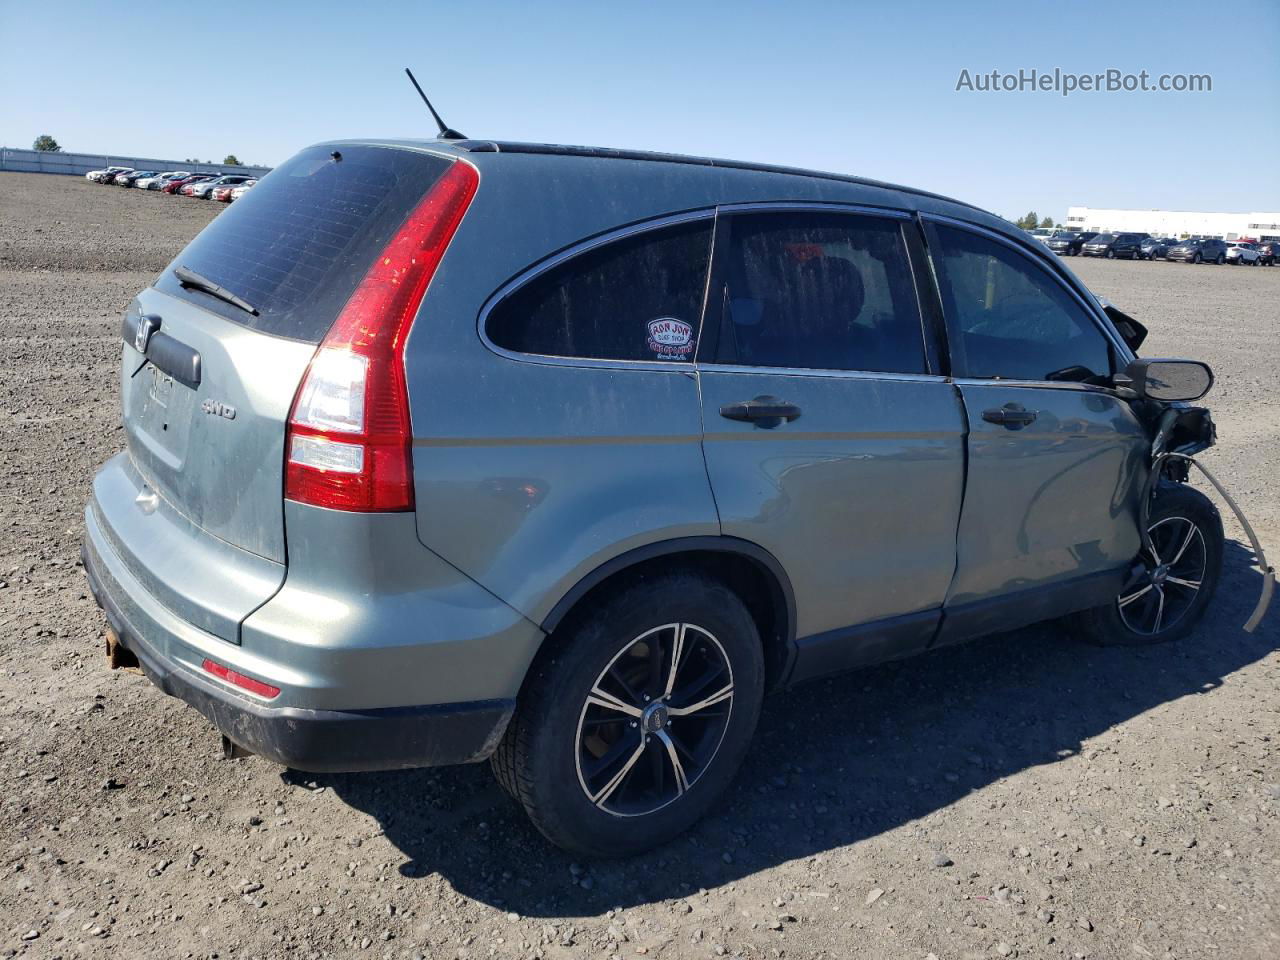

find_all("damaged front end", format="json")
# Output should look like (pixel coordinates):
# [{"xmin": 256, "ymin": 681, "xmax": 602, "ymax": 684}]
[{"xmin": 1109, "ymin": 341, "xmax": 1274, "ymax": 633}]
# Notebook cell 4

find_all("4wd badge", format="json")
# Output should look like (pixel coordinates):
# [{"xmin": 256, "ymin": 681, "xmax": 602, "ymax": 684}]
[
  {"xmin": 201, "ymin": 398, "xmax": 236, "ymax": 420},
  {"xmin": 646, "ymin": 317, "xmax": 694, "ymax": 358}
]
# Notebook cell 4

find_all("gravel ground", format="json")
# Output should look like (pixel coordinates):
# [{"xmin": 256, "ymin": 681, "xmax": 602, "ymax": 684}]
[{"xmin": 0, "ymin": 171, "xmax": 1276, "ymax": 960}]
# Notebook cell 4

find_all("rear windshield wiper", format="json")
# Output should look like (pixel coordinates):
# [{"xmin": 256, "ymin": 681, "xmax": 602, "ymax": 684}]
[{"xmin": 174, "ymin": 265, "xmax": 259, "ymax": 316}]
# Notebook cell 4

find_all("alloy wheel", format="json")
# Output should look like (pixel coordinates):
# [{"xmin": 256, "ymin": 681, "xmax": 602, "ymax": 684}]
[
  {"xmin": 1117, "ymin": 516, "xmax": 1207, "ymax": 636},
  {"xmin": 575, "ymin": 623, "xmax": 734, "ymax": 817}
]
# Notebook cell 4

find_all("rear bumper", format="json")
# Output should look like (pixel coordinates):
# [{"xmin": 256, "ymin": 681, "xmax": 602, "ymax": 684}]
[
  {"xmin": 82, "ymin": 449, "xmax": 546, "ymax": 771},
  {"xmin": 83, "ymin": 532, "xmax": 515, "ymax": 772}
]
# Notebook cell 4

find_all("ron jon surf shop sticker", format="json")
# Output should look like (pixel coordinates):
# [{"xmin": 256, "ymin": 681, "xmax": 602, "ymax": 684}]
[{"xmin": 646, "ymin": 317, "xmax": 694, "ymax": 358}]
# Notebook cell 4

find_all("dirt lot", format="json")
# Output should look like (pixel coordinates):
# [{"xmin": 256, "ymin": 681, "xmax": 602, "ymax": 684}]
[{"xmin": 0, "ymin": 171, "xmax": 1276, "ymax": 960}]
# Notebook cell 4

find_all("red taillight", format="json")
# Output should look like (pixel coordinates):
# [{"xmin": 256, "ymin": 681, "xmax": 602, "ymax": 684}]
[
  {"xmin": 284, "ymin": 160, "xmax": 479, "ymax": 512},
  {"xmin": 201, "ymin": 658, "xmax": 280, "ymax": 699}
]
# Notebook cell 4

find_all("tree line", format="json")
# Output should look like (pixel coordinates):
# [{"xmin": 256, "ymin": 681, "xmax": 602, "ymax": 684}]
[{"xmin": 1012, "ymin": 211, "xmax": 1062, "ymax": 230}]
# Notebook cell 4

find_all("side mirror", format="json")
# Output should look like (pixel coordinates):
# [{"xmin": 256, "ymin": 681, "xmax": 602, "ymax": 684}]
[{"xmin": 1114, "ymin": 358, "xmax": 1214, "ymax": 402}]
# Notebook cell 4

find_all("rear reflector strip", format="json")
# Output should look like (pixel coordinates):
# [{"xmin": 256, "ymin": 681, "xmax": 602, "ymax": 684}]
[
  {"xmin": 201, "ymin": 658, "xmax": 281, "ymax": 699},
  {"xmin": 289, "ymin": 433, "xmax": 364, "ymax": 474}
]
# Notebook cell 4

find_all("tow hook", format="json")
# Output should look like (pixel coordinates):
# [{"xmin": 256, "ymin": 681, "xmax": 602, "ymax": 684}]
[
  {"xmin": 1143, "ymin": 452, "xmax": 1275, "ymax": 633},
  {"xmin": 221, "ymin": 735, "xmax": 254, "ymax": 761},
  {"xmin": 104, "ymin": 627, "xmax": 141, "ymax": 673}
]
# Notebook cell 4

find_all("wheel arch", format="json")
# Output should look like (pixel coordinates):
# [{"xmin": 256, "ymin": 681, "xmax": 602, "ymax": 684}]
[{"xmin": 540, "ymin": 537, "xmax": 798, "ymax": 690}]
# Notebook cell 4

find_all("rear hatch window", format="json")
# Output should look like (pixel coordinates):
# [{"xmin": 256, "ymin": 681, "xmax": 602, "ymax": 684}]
[{"xmin": 154, "ymin": 143, "xmax": 453, "ymax": 342}]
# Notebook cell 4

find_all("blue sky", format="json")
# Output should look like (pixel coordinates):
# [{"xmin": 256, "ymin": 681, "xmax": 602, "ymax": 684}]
[{"xmin": 2, "ymin": 0, "xmax": 1276, "ymax": 220}]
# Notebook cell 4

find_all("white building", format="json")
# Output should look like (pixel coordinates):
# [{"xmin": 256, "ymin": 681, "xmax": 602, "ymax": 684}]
[{"xmin": 1064, "ymin": 207, "xmax": 1280, "ymax": 242}]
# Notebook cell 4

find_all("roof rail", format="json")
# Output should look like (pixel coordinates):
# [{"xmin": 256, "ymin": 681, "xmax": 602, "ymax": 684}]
[{"xmin": 449, "ymin": 140, "xmax": 989, "ymax": 216}]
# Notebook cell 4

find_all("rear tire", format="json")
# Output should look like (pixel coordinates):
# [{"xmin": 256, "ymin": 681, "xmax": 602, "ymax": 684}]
[
  {"xmin": 492, "ymin": 573, "xmax": 765, "ymax": 857},
  {"xmin": 1070, "ymin": 485, "xmax": 1222, "ymax": 647}
]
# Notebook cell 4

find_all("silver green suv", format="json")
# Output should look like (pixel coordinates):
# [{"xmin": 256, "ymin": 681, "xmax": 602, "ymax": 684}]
[{"xmin": 84, "ymin": 138, "xmax": 1222, "ymax": 857}]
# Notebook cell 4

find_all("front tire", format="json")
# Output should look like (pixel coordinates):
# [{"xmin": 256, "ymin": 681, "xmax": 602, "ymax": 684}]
[
  {"xmin": 1106, "ymin": 248, "xmax": 1116, "ymax": 259},
  {"xmin": 492, "ymin": 573, "xmax": 765, "ymax": 857},
  {"xmin": 1070, "ymin": 485, "xmax": 1222, "ymax": 646}
]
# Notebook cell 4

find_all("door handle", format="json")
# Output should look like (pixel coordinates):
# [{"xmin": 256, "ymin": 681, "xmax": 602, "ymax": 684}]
[
  {"xmin": 982, "ymin": 403, "xmax": 1038, "ymax": 428},
  {"xmin": 719, "ymin": 396, "xmax": 803, "ymax": 424}
]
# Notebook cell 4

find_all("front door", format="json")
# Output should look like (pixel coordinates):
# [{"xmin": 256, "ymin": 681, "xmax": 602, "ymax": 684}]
[
  {"xmin": 925, "ymin": 220, "xmax": 1149, "ymax": 639},
  {"xmin": 696, "ymin": 209, "xmax": 967, "ymax": 678}
]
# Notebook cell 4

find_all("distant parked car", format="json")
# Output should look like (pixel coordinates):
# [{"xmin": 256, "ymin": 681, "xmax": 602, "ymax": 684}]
[
  {"xmin": 211, "ymin": 185, "xmax": 237, "ymax": 202},
  {"xmin": 189, "ymin": 175, "xmax": 255, "ymax": 199},
  {"xmin": 1256, "ymin": 241, "xmax": 1278, "ymax": 266},
  {"xmin": 1225, "ymin": 242, "xmax": 1261, "ymax": 266},
  {"xmin": 1166, "ymin": 238, "xmax": 1228, "ymax": 264},
  {"xmin": 117, "ymin": 170, "xmax": 158, "ymax": 187},
  {"xmin": 1081, "ymin": 232, "xmax": 1149, "ymax": 259},
  {"xmin": 166, "ymin": 174, "xmax": 216, "ymax": 195},
  {"xmin": 87, "ymin": 165, "xmax": 133, "ymax": 183},
  {"xmin": 1138, "ymin": 237, "xmax": 1178, "ymax": 260},
  {"xmin": 1025, "ymin": 227, "xmax": 1055, "ymax": 243},
  {"xmin": 180, "ymin": 175, "xmax": 224, "ymax": 197},
  {"xmin": 139, "ymin": 171, "xmax": 191, "ymax": 191},
  {"xmin": 228, "ymin": 180, "xmax": 258, "ymax": 201},
  {"xmin": 1045, "ymin": 231, "xmax": 1090, "ymax": 256}
]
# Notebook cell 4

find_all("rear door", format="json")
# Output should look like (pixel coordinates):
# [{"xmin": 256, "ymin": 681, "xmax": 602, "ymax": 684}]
[
  {"xmin": 696, "ymin": 207, "xmax": 966, "ymax": 676},
  {"xmin": 924, "ymin": 219, "xmax": 1148, "ymax": 635}
]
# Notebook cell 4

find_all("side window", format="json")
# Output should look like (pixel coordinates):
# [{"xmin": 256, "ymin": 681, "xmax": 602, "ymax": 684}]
[
  {"xmin": 486, "ymin": 220, "xmax": 712, "ymax": 362},
  {"xmin": 714, "ymin": 212, "xmax": 927, "ymax": 374},
  {"xmin": 932, "ymin": 225, "xmax": 1113, "ymax": 382}
]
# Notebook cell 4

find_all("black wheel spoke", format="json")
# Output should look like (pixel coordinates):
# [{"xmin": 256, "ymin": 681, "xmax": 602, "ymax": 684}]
[
  {"xmin": 582, "ymin": 715, "xmax": 628, "ymax": 731},
  {"xmin": 645, "ymin": 630, "xmax": 665, "ymax": 695},
  {"xmin": 648, "ymin": 739, "xmax": 665, "ymax": 795},
  {"xmin": 671, "ymin": 657, "xmax": 729, "ymax": 704},
  {"xmin": 582, "ymin": 728, "xmax": 642, "ymax": 783},
  {"xmin": 606, "ymin": 664, "xmax": 644, "ymax": 705}
]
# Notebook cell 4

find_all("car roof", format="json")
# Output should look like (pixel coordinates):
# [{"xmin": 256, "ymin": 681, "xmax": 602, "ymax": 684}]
[{"xmin": 334, "ymin": 137, "xmax": 997, "ymax": 220}]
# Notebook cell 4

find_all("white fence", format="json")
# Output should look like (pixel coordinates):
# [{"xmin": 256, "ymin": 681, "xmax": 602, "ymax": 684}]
[{"xmin": 0, "ymin": 147, "xmax": 271, "ymax": 179}]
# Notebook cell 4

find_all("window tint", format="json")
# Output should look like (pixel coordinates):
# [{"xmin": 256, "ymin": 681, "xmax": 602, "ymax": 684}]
[
  {"xmin": 486, "ymin": 220, "xmax": 712, "ymax": 362},
  {"xmin": 155, "ymin": 144, "xmax": 452, "ymax": 342},
  {"xmin": 714, "ymin": 212, "xmax": 926, "ymax": 373},
  {"xmin": 932, "ymin": 225, "xmax": 1113, "ymax": 382}
]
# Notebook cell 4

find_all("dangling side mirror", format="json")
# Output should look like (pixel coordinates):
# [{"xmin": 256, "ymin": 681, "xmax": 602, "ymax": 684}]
[{"xmin": 1114, "ymin": 358, "xmax": 1215, "ymax": 402}]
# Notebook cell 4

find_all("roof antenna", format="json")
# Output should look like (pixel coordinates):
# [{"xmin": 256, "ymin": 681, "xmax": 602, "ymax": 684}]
[{"xmin": 404, "ymin": 67, "xmax": 466, "ymax": 140}]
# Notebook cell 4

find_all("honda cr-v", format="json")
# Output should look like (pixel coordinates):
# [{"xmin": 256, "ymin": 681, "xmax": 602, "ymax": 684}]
[{"xmin": 85, "ymin": 138, "xmax": 1222, "ymax": 856}]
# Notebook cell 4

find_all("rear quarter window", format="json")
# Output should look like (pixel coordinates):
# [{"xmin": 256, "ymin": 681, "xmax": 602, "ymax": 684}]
[
  {"xmin": 155, "ymin": 144, "xmax": 453, "ymax": 343},
  {"xmin": 485, "ymin": 220, "xmax": 713, "ymax": 363}
]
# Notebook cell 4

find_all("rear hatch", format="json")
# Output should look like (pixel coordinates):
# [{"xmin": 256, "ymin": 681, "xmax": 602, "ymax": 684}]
[{"xmin": 110, "ymin": 143, "xmax": 454, "ymax": 638}]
